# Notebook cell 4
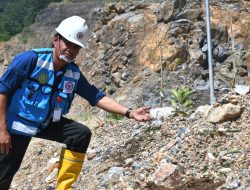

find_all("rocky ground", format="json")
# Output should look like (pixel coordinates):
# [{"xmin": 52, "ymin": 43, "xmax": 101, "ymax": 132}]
[
  {"xmin": 10, "ymin": 93, "xmax": 249, "ymax": 190},
  {"xmin": 1, "ymin": 0, "xmax": 249, "ymax": 189}
]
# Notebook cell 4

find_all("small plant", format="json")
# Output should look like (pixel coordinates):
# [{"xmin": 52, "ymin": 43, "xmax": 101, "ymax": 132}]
[
  {"xmin": 170, "ymin": 86, "xmax": 194, "ymax": 108},
  {"xmin": 201, "ymin": 165, "xmax": 209, "ymax": 173},
  {"xmin": 229, "ymin": 16, "xmax": 250, "ymax": 87},
  {"xmin": 105, "ymin": 112, "xmax": 123, "ymax": 125},
  {"xmin": 173, "ymin": 57, "xmax": 182, "ymax": 65},
  {"xmin": 198, "ymin": 129, "xmax": 218, "ymax": 138}
]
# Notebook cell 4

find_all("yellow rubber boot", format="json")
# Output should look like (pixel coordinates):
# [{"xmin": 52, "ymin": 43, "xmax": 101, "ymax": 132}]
[{"xmin": 57, "ymin": 148, "xmax": 85, "ymax": 190}]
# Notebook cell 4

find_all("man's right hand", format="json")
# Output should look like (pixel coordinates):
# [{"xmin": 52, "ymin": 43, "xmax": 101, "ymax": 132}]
[{"xmin": 0, "ymin": 127, "xmax": 12, "ymax": 154}]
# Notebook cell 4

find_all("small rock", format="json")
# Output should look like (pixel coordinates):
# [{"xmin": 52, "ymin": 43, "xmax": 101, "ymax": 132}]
[
  {"xmin": 190, "ymin": 105, "xmax": 211, "ymax": 120},
  {"xmin": 103, "ymin": 167, "xmax": 125, "ymax": 185},
  {"xmin": 47, "ymin": 157, "xmax": 59, "ymax": 165},
  {"xmin": 87, "ymin": 149, "xmax": 97, "ymax": 160},
  {"xmin": 45, "ymin": 168, "xmax": 58, "ymax": 183},
  {"xmin": 151, "ymin": 162, "xmax": 181, "ymax": 187},
  {"xmin": 219, "ymin": 168, "xmax": 232, "ymax": 173},
  {"xmin": 234, "ymin": 85, "xmax": 250, "ymax": 95},
  {"xmin": 207, "ymin": 103, "xmax": 244, "ymax": 123},
  {"xmin": 218, "ymin": 127, "xmax": 227, "ymax": 135},
  {"xmin": 124, "ymin": 158, "xmax": 134, "ymax": 165},
  {"xmin": 150, "ymin": 107, "xmax": 175, "ymax": 119},
  {"xmin": 207, "ymin": 152, "xmax": 216, "ymax": 161}
]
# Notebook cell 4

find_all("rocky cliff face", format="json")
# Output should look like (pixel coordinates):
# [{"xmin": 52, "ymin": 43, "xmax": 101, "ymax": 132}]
[
  {"xmin": 84, "ymin": 0, "xmax": 250, "ymax": 108},
  {"xmin": 0, "ymin": 0, "xmax": 249, "ymax": 189}
]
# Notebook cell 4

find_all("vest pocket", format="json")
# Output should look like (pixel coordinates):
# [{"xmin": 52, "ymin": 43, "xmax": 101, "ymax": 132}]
[
  {"xmin": 18, "ymin": 82, "xmax": 52, "ymax": 123},
  {"xmin": 34, "ymin": 86, "xmax": 52, "ymax": 109},
  {"xmin": 22, "ymin": 82, "xmax": 39, "ymax": 105}
]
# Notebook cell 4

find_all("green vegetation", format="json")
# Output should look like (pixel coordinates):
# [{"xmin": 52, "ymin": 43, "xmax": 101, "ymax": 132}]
[
  {"xmin": 169, "ymin": 86, "xmax": 194, "ymax": 116},
  {"xmin": 225, "ymin": 149, "xmax": 241, "ymax": 155},
  {"xmin": 201, "ymin": 165, "xmax": 209, "ymax": 173},
  {"xmin": 173, "ymin": 57, "xmax": 182, "ymax": 65},
  {"xmin": 0, "ymin": 0, "xmax": 62, "ymax": 41},
  {"xmin": 105, "ymin": 112, "xmax": 123, "ymax": 122},
  {"xmin": 198, "ymin": 129, "xmax": 218, "ymax": 138},
  {"xmin": 170, "ymin": 86, "xmax": 194, "ymax": 108}
]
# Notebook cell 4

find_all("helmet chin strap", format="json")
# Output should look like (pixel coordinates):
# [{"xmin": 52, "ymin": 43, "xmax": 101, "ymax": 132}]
[{"xmin": 57, "ymin": 36, "xmax": 72, "ymax": 63}]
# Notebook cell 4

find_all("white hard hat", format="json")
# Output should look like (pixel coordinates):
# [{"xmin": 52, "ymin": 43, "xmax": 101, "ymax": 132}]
[{"xmin": 55, "ymin": 16, "xmax": 89, "ymax": 48}]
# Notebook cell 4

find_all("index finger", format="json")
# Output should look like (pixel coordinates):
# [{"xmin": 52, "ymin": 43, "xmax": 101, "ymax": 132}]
[{"xmin": 143, "ymin": 106, "xmax": 151, "ymax": 112}]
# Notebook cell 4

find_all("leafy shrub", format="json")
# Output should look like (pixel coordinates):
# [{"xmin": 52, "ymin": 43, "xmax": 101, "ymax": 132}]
[{"xmin": 170, "ymin": 86, "xmax": 194, "ymax": 108}]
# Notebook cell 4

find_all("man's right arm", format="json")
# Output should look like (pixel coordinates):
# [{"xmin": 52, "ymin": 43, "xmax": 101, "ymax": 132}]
[
  {"xmin": 0, "ymin": 93, "xmax": 12, "ymax": 154},
  {"xmin": 0, "ymin": 50, "xmax": 37, "ymax": 154}
]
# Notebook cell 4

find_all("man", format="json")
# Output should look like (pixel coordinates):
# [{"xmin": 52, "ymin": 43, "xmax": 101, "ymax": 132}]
[{"xmin": 0, "ymin": 16, "xmax": 151, "ymax": 190}]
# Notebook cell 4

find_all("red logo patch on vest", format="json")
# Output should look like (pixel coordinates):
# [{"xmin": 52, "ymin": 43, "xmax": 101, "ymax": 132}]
[{"xmin": 63, "ymin": 81, "xmax": 75, "ymax": 93}]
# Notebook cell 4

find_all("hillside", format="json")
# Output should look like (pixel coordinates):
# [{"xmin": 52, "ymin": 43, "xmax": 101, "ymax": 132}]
[
  {"xmin": 0, "ymin": 0, "xmax": 64, "ymax": 41},
  {"xmin": 0, "ymin": 0, "xmax": 249, "ymax": 189}
]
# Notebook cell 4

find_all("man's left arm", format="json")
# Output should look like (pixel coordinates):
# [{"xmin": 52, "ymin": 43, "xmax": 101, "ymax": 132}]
[
  {"xmin": 96, "ymin": 96, "xmax": 151, "ymax": 122},
  {"xmin": 76, "ymin": 73, "xmax": 151, "ymax": 122}
]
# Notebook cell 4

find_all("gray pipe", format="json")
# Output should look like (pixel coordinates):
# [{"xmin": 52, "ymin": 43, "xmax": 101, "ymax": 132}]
[{"xmin": 205, "ymin": 0, "xmax": 216, "ymax": 104}]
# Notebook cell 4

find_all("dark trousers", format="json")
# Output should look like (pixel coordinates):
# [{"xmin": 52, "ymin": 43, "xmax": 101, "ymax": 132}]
[{"xmin": 0, "ymin": 117, "xmax": 92, "ymax": 190}]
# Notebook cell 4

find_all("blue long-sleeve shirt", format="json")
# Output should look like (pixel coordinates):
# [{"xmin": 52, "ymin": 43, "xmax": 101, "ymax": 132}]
[{"xmin": 0, "ymin": 50, "xmax": 105, "ymax": 106}]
